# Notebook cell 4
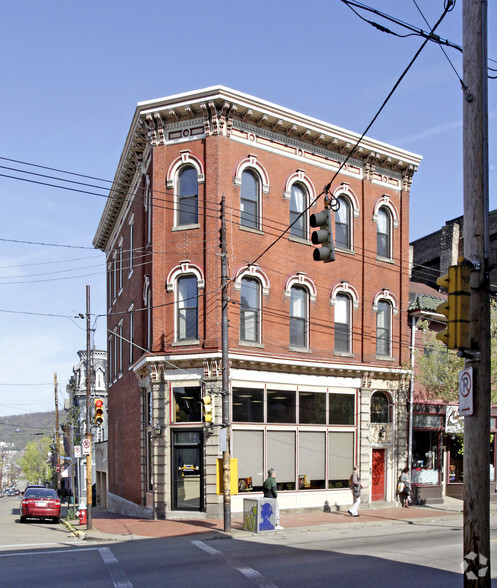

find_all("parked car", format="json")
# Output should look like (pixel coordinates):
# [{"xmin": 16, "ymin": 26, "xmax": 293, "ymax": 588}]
[{"xmin": 20, "ymin": 487, "xmax": 61, "ymax": 523}]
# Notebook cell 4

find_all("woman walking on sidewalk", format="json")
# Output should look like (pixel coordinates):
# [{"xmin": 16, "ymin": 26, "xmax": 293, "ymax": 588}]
[
  {"xmin": 399, "ymin": 466, "xmax": 411, "ymax": 507},
  {"xmin": 348, "ymin": 466, "xmax": 363, "ymax": 517}
]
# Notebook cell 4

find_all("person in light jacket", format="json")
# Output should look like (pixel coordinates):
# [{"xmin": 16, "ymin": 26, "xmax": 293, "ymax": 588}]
[{"xmin": 348, "ymin": 466, "xmax": 363, "ymax": 517}]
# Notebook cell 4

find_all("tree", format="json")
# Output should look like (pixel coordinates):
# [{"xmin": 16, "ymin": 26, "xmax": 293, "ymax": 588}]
[
  {"xmin": 18, "ymin": 437, "xmax": 53, "ymax": 485},
  {"xmin": 415, "ymin": 302, "xmax": 497, "ymax": 403}
]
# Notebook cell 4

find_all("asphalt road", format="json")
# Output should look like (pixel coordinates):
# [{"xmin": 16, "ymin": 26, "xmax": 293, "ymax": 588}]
[{"xmin": 1, "ymin": 495, "xmax": 497, "ymax": 587}]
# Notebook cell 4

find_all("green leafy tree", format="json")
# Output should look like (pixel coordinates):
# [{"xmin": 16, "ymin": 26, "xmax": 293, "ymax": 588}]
[
  {"xmin": 18, "ymin": 437, "xmax": 53, "ymax": 485},
  {"xmin": 416, "ymin": 302, "xmax": 497, "ymax": 403}
]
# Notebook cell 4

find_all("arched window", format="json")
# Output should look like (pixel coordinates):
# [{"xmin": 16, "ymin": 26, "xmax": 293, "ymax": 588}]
[
  {"xmin": 177, "ymin": 275, "xmax": 198, "ymax": 341},
  {"xmin": 289, "ymin": 184, "xmax": 307, "ymax": 240},
  {"xmin": 177, "ymin": 166, "xmax": 198, "ymax": 226},
  {"xmin": 371, "ymin": 392, "xmax": 391, "ymax": 423},
  {"xmin": 376, "ymin": 206, "xmax": 391, "ymax": 258},
  {"xmin": 240, "ymin": 277, "xmax": 260, "ymax": 343},
  {"xmin": 240, "ymin": 170, "xmax": 260, "ymax": 230},
  {"xmin": 290, "ymin": 286, "xmax": 308, "ymax": 348},
  {"xmin": 334, "ymin": 293, "xmax": 351, "ymax": 353},
  {"xmin": 376, "ymin": 299, "xmax": 392, "ymax": 357},
  {"xmin": 335, "ymin": 196, "xmax": 351, "ymax": 250}
]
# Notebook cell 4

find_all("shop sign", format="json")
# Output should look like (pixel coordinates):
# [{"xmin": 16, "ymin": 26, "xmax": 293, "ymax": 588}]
[{"xmin": 446, "ymin": 405, "xmax": 464, "ymax": 433}]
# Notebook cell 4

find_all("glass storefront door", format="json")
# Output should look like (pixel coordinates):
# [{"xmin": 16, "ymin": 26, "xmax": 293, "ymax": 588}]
[{"xmin": 172, "ymin": 430, "xmax": 202, "ymax": 511}]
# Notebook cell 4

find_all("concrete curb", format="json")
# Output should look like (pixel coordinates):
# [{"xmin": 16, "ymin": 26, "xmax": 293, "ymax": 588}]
[{"xmin": 61, "ymin": 518, "xmax": 87, "ymax": 540}]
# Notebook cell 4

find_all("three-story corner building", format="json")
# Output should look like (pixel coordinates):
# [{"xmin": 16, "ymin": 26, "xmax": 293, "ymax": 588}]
[{"xmin": 93, "ymin": 86, "xmax": 422, "ymax": 519}]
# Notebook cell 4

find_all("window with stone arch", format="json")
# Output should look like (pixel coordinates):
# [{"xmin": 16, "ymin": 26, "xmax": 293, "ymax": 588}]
[
  {"xmin": 335, "ymin": 195, "xmax": 352, "ymax": 250},
  {"xmin": 240, "ymin": 277, "xmax": 261, "ymax": 343},
  {"xmin": 376, "ymin": 298, "xmax": 392, "ymax": 357},
  {"xmin": 240, "ymin": 169, "xmax": 261, "ymax": 230},
  {"xmin": 176, "ymin": 274, "xmax": 199, "ymax": 342},
  {"xmin": 371, "ymin": 391, "xmax": 392, "ymax": 423},
  {"xmin": 177, "ymin": 166, "xmax": 198, "ymax": 226},
  {"xmin": 289, "ymin": 183, "xmax": 308, "ymax": 240},
  {"xmin": 334, "ymin": 292, "xmax": 352, "ymax": 353},
  {"xmin": 376, "ymin": 206, "xmax": 392, "ymax": 258},
  {"xmin": 290, "ymin": 285, "xmax": 309, "ymax": 348}
]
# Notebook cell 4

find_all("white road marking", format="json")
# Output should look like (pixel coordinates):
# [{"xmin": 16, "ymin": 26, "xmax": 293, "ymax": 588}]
[
  {"xmin": 192, "ymin": 540, "xmax": 278, "ymax": 588},
  {"xmin": 0, "ymin": 547, "xmax": 96, "ymax": 557},
  {"xmin": 98, "ymin": 547, "xmax": 133, "ymax": 588}
]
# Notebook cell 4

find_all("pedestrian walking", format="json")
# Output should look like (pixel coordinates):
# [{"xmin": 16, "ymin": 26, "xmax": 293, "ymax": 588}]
[
  {"xmin": 348, "ymin": 466, "xmax": 363, "ymax": 517},
  {"xmin": 263, "ymin": 468, "xmax": 283, "ymax": 529},
  {"xmin": 398, "ymin": 466, "xmax": 411, "ymax": 507}
]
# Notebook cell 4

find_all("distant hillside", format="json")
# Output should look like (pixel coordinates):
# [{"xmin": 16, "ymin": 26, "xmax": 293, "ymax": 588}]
[{"xmin": 0, "ymin": 411, "xmax": 63, "ymax": 451}]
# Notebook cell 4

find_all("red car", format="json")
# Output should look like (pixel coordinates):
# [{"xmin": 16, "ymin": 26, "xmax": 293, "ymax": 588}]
[{"xmin": 20, "ymin": 487, "xmax": 61, "ymax": 523}]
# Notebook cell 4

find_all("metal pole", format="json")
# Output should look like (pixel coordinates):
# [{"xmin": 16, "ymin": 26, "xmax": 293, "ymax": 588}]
[
  {"xmin": 221, "ymin": 196, "xmax": 231, "ymax": 532},
  {"xmin": 462, "ymin": 1, "xmax": 490, "ymax": 585},
  {"xmin": 54, "ymin": 373, "xmax": 61, "ymax": 491},
  {"xmin": 85, "ymin": 285, "xmax": 93, "ymax": 530}
]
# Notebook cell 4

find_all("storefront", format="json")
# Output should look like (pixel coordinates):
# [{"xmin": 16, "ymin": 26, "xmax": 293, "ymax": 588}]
[{"xmin": 411, "ymin": 403, "xmax": 497, "ymax": 504}]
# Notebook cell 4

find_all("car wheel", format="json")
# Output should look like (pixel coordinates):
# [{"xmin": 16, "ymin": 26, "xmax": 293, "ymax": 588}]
[
  {"xmin": 20, "ymin": 516, "xmax": 26, "ymax": 523},
  {"xmin": 53, "ymin": 517, "xmax": 60, "ymax": 524}
]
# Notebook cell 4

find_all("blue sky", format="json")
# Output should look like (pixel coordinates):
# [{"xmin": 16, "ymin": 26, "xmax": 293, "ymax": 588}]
[{"xmin": 0, "ymin": 0, "xmax": 495, "ymax": 418}]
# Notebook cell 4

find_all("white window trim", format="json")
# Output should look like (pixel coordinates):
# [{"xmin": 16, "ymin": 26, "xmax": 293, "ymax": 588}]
[
  {"xmin": 284, "ymin": 273, "xmax": 317, "ymax": 302},
  {"xmin": 234, "ymin": 265, "xmax": 270, "ymax": 296}
]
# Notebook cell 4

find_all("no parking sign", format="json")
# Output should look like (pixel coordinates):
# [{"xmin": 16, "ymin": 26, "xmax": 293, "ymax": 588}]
[{"xmin": 459, "ymin": 366, "xmax": 473, "ymax": 416}]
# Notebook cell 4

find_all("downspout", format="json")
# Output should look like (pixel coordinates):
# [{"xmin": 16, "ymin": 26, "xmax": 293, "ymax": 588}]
[{"xmin": 408, "ymin": 315, "xmax": 417, "ymax": 468}]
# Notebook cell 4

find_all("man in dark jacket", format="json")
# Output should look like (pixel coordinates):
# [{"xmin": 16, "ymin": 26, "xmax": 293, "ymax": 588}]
[{"xmin": 263, "ymin": 468, "xmax": 283, "ymax": 529}]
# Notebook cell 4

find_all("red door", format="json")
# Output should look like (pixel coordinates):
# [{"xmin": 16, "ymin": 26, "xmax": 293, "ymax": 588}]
[{"xmin": 371, "ymin": 448, "xmax": 385, "ymax": 501}]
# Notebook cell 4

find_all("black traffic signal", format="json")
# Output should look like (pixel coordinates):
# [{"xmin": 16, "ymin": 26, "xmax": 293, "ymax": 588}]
[
  {"xmin": 310, "ymin": 209, "xmax": 335, "ymax": 263},
  {"xmin": 94, "ymin": 398, "xmax": 104, "ymax": 426}
]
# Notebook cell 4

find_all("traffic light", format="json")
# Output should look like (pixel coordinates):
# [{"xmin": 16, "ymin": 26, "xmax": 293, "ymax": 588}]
[
  {"xmin": 310, "ymin": 208, "xmax": 335, "ymax": 262},
  {"xmin": 202, "ymin": 394, "xmax": 214, "ymax": 424},
  {"xmin": 436, "ymin": 261, "xmax": 471, "ymax": 349},
  {"xmin": 94, "ymin": 398, "xmax": 104, "ymax": 426}
]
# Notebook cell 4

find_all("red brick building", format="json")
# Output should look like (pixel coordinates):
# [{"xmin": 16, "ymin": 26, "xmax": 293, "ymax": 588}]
[{"xmin": 94, "ymin": 86, "xmax": 422, "ymax": 518}]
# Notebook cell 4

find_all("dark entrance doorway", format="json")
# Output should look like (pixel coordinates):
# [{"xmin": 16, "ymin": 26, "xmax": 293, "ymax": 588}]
[{"xmin": 172, "ymin": 429, "xmax": 203, "ymax": 511}]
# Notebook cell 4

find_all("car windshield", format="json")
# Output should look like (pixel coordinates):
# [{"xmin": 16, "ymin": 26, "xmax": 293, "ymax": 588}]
[{"xmin": 24, "ymin": 489, "xmax": 58, "ymax": 500}]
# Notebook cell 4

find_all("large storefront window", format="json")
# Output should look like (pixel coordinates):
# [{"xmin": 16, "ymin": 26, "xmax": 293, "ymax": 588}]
[
  {"xmin": 233, "ymin": 430, "xmax": 264, "ymax": 492},
  {"xmin": 173, "ymin": 386, "xmax": 201, "ymax": 423},
  {"xmin": 328, "ymin": 432, "xmax": 354, "ymax": 488},
  {"xmin": 267, "ymin": 390, "xmax": 296, "ymax": 424},
  {"xmin": 329, "ymin": 394, "xmax": 355, "ymax": 425},
  {"xmin": 267, "ymin": 431, "xmax": 296, "ymax": 490},
  {"xmin": 412, "ymin": 430, "xmax": 440, "ymax": 485},
  {"xmin": 298, "ymin": 432, "xmax": 325, "ymax": 489},
  {"xmin": 232, "ymin": 388, "xmax": 264, "ymax": 422},
  {"xmin": 299, "ymin": 391, "xmax": 326, "ymax": 424}
]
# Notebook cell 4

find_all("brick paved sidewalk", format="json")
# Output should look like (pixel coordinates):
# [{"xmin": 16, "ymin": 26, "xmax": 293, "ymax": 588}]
[{"xmin": 69, "ymin": 500, "xmax": 465, "ymax": 541}]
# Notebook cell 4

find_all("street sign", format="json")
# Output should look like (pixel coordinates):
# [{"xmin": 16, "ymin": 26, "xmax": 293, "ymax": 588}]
[
  {"xmin": 459, "ymin": 366, "xmax": 473, "ymax": 416},
  {"xmin": 82, "ymin": 439, "xmax": 91, "ymax": 455},
  {"xmin": 74, "ymin": 445, "xmax": 81, "ymax": 458}
]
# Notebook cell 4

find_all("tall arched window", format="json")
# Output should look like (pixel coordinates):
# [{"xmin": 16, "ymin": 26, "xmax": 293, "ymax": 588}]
[
  {"xmin": 177, "ymin": 275, "xmax": 198, "ymax": 341},
  {"xmin": 376, "ymin": 207, "xmax": 391, "ymax": 258},
  {"xmin": 289, "ymin": 184, "xmax": 307, "ymax": 240},
  {"xmin": 290, "ymin": 286, "xmax": 308, "ymax": 348},
  {"xmin": 240, "ymin": 170, "xmax": 260, "ymax": 230},
  {"xmin": 336, "ymin": 196, "xmax": 351, "ymax": 250},
  {"xmin": 371, "ymin": 391, "xmax": 391, "ymax": 423},
  {"xmin": 376, "ymin": 299, "xmax": 392, "ymax": 357},
  {"xmin": 240, "ymin": 277, "xmax": 260, "ymax": 343},
  {"xmin": 178, "ymin": 166, "xmax": 198, "ymax": 226},
  {"xmin": 334, "ymin": 293, "xmax": 351, "ymax": 353}
]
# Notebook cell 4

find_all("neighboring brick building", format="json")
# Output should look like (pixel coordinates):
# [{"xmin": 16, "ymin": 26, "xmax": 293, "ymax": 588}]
[{"xmin": 94, "ymin": 86, "xmax": 422, "ymax": 519}]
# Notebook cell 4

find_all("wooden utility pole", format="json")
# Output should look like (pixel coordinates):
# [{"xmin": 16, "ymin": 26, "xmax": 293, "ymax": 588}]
[
  {"xmin": 54, "ymin": 373, "xmax": 61, "ymax": 491},
  {"xmin": 85, "ymin": 285, "xmax": 93, "ymax": 530},
  {"xmin": 462, "ymin": 0, "xmax": 490, "ymax": 585},
  {"xmin": 221, "ymin": 196, "xmax": 231, "ymax": 532}
]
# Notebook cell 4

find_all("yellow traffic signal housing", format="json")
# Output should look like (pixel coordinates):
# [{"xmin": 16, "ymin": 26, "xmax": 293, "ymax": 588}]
[
  {"xmin": 94, "ymin": 398, "xmax": 104, "ymax": 426},
  {"xmin": 436, "ymin": 262, "xmax": 471, "ymax": 349},
  {"xmin": 202, "ymin": 394, "xmax": 214, "ymax": 424}
]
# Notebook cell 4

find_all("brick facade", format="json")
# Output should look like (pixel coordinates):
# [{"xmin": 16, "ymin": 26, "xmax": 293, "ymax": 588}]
[{"xmin": 94, "ymin": 87, "xmax": 421, "ymax": 518}]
